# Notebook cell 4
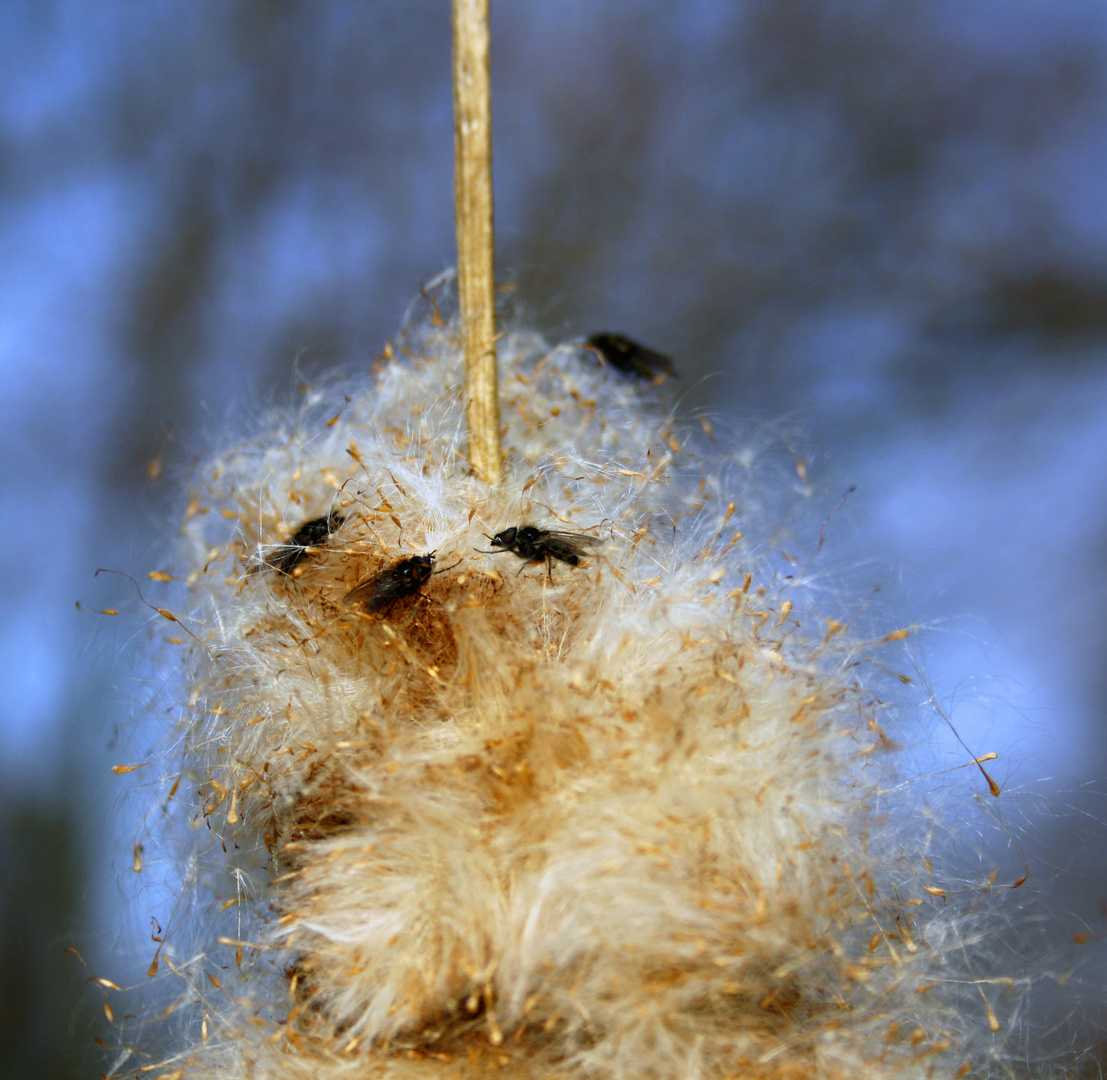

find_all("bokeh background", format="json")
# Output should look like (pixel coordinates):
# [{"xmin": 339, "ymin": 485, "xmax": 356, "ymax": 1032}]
[{"xmin": 3, "ymin": 2, "xmax": 1107, "ymax": 1076}]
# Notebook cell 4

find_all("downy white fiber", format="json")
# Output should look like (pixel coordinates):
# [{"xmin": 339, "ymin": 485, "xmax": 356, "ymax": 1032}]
[{"xmin": 127, "ymin": 288, "xmax": 1020, "ymax": 1080}]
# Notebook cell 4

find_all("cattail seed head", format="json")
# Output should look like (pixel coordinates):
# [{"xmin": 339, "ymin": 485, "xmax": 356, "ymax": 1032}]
[{"xmin": 125, "ymin": 295, "xmax": 1018, "ymax": 1080}]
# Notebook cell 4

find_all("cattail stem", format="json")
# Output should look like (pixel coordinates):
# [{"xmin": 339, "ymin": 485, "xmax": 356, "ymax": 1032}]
[{"xmin": 452, "ymin": 0, "xmax": 501, "ymax": 483}]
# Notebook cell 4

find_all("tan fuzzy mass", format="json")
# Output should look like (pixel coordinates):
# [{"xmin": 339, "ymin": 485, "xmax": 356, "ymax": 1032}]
[{"xmin": 149, "ymin": 315, "xmax": 982, "ymax": 1080}]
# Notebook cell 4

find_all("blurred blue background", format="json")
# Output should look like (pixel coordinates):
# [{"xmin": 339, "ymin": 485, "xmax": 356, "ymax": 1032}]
[{"xmin": 3, "ymin": 1, "xmax": 1107, "ymax": 1075}]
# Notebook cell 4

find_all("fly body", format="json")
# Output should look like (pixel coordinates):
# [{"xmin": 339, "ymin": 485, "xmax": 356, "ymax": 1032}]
[
  {"xmin": 265, "ymin": 511, "xmax": 345, "ymax": 575},
  {"xmin": 343, "ymin": 554, "xmax": 437, "ymax": 614},
  {"xmin": 484, "ymin": 525, "xmax": 599, "ymax": 577},
  {"xmin": 584, "ymin": 332, "xmax": 677, "ymax": 382}
]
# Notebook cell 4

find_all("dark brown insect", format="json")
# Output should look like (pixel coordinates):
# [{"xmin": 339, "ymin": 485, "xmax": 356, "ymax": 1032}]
[
  {"xmin": 482, "ymin": 525, "xmax": 600, "ymax": 577},
  {"xmin": 343, "ymin": 553, "xmax": 441, "ymax": 615},
  {"xmin": 584, "ymin": 332, "xmax": 677, "ymax": 382},
  {"xmin": 264, "ymin": 511, "xmax": 345, "ymax": 575}
]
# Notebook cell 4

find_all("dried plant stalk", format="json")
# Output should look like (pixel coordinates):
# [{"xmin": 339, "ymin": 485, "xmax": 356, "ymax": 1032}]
[{"xmin": 452, "ymin": 0, "xmax": 501, "ymax": 483}]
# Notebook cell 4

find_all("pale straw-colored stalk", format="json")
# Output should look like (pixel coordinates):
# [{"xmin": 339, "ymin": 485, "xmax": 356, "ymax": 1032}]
[{"xmin": 452, "ymin": 0, "xmax": 501, "ymax": 483}]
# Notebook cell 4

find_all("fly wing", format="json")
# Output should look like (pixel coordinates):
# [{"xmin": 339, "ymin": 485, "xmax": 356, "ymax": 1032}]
[
  {"xmin": 267, "ymin": 543, "xmax": 308, "ymax": 575},
  {"xmin": 343, "ymin": 567, "xmax": 416, "ymax": 612},
  {"xmin": 342, "ymin": 571, "xmax": 391, "ymax": 610},
  {"xmin": 542, "ymin": 530, "xmax": 603, "ymax": 565}
]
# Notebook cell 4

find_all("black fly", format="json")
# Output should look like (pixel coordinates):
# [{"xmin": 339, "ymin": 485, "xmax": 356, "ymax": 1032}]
[
  {"xmin": 584, "ymin": 332, "xmax": 677, "ymax": 383},
  {"xmin": 343, "ymin": 553, "xmax": 451, "ymax": 616},
  {"xmin": 264, "ymin": 511, "xmax": 345, "ymax": 575},
  {"xmin": 482, "ymin": 525, "xmax": 599, "ymax": 578}
]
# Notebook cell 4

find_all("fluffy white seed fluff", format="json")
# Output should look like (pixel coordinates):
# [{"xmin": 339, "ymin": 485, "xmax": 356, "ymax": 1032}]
[{"xmin": 123, "ymin": 293, "xmax": 1019, "ymax": 1080}]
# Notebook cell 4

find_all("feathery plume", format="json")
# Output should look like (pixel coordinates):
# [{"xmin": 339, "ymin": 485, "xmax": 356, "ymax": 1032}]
[{"xmin": 114, "ymin": 287, "xmax": 1029, "ymax": 1080}]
